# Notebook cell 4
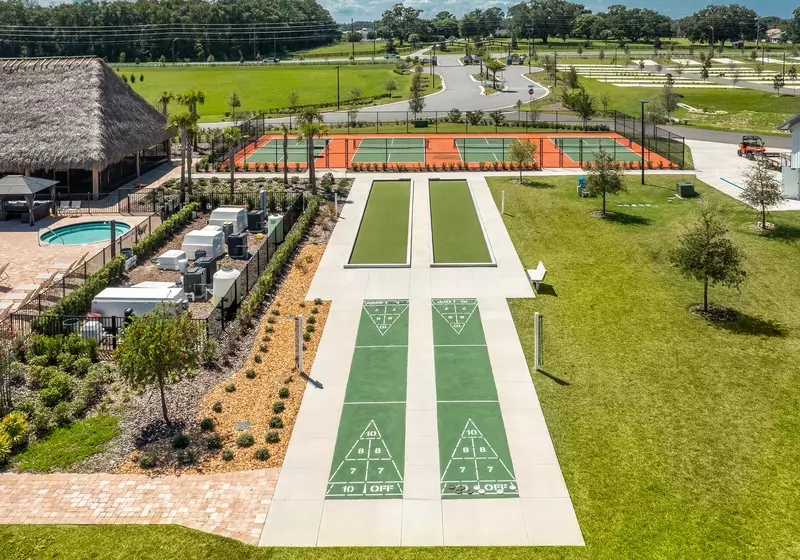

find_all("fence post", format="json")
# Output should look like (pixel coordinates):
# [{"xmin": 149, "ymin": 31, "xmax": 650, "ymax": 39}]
[
  {"xmin": 534, "ymin": 312, "xmax": 543, "ymax": 371},
  {"xmin": 296, "ymin": 314, "xmax": 304, "ymax": 375},
  {"xmin": 406, "ymin": 112, "xmax": 409, "ymax": 134},
  {"xmin": 435, "ymin": 111, "xmax": 438, "ymax": 134}
]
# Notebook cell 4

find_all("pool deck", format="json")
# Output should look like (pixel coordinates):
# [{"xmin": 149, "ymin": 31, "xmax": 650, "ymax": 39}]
[{"xmin": 0, "ymin": 213, "xmax": 148, "ymax": 295}]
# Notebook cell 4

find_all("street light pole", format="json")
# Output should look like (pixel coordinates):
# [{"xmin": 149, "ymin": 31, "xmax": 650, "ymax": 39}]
[
  {"xmin": 430, "ymin": 44, "xmax": 436, "ymax": 78},
  {"xmin": 638, "ymin": 99, "xmax": 648, "ymax": 185},
  {"xmin": 336, "ymin": 66, "xmax": 341, "ymax": 109}
]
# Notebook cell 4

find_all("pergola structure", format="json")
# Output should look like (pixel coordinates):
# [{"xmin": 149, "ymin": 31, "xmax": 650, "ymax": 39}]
[{"xmin": 0, "ymin": 174, "xmax": 58, "ymax": 226}]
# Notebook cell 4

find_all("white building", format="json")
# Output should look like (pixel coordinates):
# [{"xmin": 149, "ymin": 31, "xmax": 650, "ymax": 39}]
[
  {"xmin": 778, "ymin": 114, "xmax": 800, "ymax": 199},
  {"xmin": 766, "ymin": 29, "xmax": 784, "ymax": 44}
]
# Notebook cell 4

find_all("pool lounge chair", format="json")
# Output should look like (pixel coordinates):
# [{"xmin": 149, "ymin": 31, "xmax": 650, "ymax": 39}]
[
  {"xmin": 0, "ymin": 263, "xmax": 8, "ymax": 286},
  {"xmin": 72, "ymin": 200, "xmax": 83, "ymax": 216},
  {"xmin": 58, "ymin": 200, "xmax": 73, "ymax": 216}
]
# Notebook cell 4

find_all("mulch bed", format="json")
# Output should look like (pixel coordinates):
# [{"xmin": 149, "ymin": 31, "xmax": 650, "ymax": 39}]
[{"xmin": 690, "ymin": 304, "xmax": 739, "ymax": 322}]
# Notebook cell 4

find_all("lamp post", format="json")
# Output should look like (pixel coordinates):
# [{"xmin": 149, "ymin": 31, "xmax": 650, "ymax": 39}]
[
  {"xmin": 637, "ymin": 99, "xmax": 648, "ymax": 185},
  {"xmin": 709, "ymin": 25, "xmax": 714, "ymax": 54},
  {"xmin": 430, "ymin": 44, "xmax": 436, "ymax": 78},
  {"xmin": 335, "ymin": 66, "xmax": 341, "ymax": 109}
]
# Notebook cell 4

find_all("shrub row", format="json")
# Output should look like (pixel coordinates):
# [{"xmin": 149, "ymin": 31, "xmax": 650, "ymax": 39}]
[
  {"xmin": 132, "ymin": 202, "xmax": 198, "ymax": 262},
  {"xmin": 39, "ymin": 256, "xmax": 127, "ymax": 319},
  {"xmin": 236, "ymin": 197, "xmax": 320, "ymax": 328}
]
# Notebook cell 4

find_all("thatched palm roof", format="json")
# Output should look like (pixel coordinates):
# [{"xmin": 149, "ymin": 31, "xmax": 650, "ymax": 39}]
[{"xmin": 0, "ymin": 57, "xmax": 169, "ymax": 172}]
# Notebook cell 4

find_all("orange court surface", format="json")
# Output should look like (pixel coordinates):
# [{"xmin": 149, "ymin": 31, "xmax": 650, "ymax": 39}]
[{"xmin": 232, "ymin": 132, "xmax": 679, "ymax": 170}]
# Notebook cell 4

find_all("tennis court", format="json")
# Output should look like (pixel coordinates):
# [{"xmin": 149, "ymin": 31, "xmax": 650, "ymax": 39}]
[
  {"xmin": 550, "ymin": 136, "xmax": 643, "ymax": 163},
  {"xmin": 244, "ymin": 138, "xmax": 330, "ymax": 164},
  {"xmin": 351, "ymin": 137, "xmax": 426, "ymax": 164},
  {"xmin": 455, "ymin": 137, "xmax": 520, "ymax": 163}
]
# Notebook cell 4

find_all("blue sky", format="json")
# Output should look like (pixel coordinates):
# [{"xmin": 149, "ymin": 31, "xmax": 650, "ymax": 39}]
[{"xmin": 322, "ymin": 0, "xmax": 794, "ymax": 22}]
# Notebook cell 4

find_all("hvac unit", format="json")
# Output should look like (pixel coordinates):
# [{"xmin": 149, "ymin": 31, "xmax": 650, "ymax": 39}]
[
  {"xmin": 227, "ymin": 232, "xmax": 248, "ymax": 259},
  {"xmin": 183, "ymin": 267, "xmax": 207, "ymax": 299}
]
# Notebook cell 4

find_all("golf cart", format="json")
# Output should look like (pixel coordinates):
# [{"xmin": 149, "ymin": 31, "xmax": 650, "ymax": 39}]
[{"xmin": 737, "ymin": 135, "xmax": 766, "ymax": 159}]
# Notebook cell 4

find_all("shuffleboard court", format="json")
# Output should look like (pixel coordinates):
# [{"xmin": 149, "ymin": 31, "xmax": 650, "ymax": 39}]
[
  {"xmin": 550, "ymin": 136, "xmax": 643, "ymax": 163},
  {"xmin": 326, "ymin": 300, "xmax": 409, "ymax": 499},
  {"xmin": 455, "ymin": 137, "xmax": 519, "ymax": 163},
  {"xmin": 348, "ymin": 180, "xmax": 412, "ymax": 267},
  {"xmin": 432, "ymin": 299, "xmax": 518, "ymax": 499},
  {"xmin": 428, "ymin": 179, "xmax": 493, "ymax": 265},
  {"xmin": 351, "ymin": 137, "xmax": 426, "ymax": 164},
  {"xmin": 245, "ymin": 138, "xmax": 329, "ymax": 164}
]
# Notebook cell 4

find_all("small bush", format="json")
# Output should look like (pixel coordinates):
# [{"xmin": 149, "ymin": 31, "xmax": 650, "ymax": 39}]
[
  {"xmin": 269, "ymin": 416, "xmax": 284, "ymax": 429},
  {"xmin": 139, "ymin": 453, "xmax": 157, "ymax": 469},
  {"xmin": 26, "ymin": 365, "xmax": 58, "ymax": 389},
  {"xmin": 200, "ymin": 417, "xmax": 215, "ymax": 431},
  {"xmin": 72, "ymin": 357, "xmax": 92, "ymax": 376},
  {"xmin": 259, "ymin": 343, "xmax": 268, "ymax": 353},
  {"xmin": 266, "ymin": 326, "xmax": 274, "ymax": 333},
  {"xmin": 177, "ymin": 451, "xmax": 195, "ymax": 465},
  {"xmin": 254, "ymin": 448, "xmax": 270, "ymax": 461},
  {"xmin": 52, "ymin": 402, "xmax": 74, "ymax": 427},
  {"xmin": 212, "ymin": 401, "xmax": 223, "ymax": 413},
  {"xmin": 262, "ymin": 335, "xmax": 271, "ymax": 343},
  {"xmin": 271, "ymin": 308, "xmax": 280, "ymax": 316},
  {"xmin": 311, "ymin": 307, "xmax": 319, "ymax": 314},
  {"xmin": 305, "ymin": 324, "xmax": 315, "ymax": 333},
  {"xmin": 314, "ymin": 298, "xmax": 322, "ymax": 305},
  {"xmin": 303, "ymin": 332, "xmax": 311, "ymax": 342},
  {"xmin": 32, "ymin": 406, "xmax": 54, "ymax": 437},
  {"xmin": 253, "ymin": 354, "xmax": 262, "ymax": 364},
  {"xmin": 278, "ymin": 387, "xmax": 289, "ymax": 399},
  {"xmin": 272, "ymin": 401, "xmax": 285, "ymax": 414},
  {"xmin": 56, "ymin": 352, "xmax": 76, "ymax": 373},
  {"xmin": 306, "ymin": 316, "xmax": 316, "ymax": 325},
  {"xmin": 221, "ymin": 449, "xmax": 234, "ymax": 461},
  {"xmin": 267, "ymin": 316, "xmax": 276, "ymax": 324},
  {"xmin": 237, "ymin": 432, "xmax": 255, "ymax": 447},
  {"xmin": 245, "ymin": 367, "xmax": 256, "ymax": 379},
  {"xmin": 207, "ymin": 434, "xmax": 223, "ymax": 450},
  {"xmin": 172, "ymin": 434, "xmax": 190, "ymax": 449},
  {"xmin": 225, "ymin": 384, "xmax": 236, "ymax": 393},
  {"xmin": 266, "ymin": 431, "xmax": 280, "ymax": 443}
]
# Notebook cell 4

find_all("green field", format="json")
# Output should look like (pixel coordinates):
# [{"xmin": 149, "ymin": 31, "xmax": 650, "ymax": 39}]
[
  {"xmin": 126, "ymin": 65, "xmax": 440, "ymax": 122},
  {"xmin": 429, "ymin": 180, "xmax": 492, "ymax": 264},
  {"xmin": 349, "ymin": 180, "xmax": 411, "ymax": 265},
  {"xmin": 489, "ymin": 174, "xmax": 800, "ymax": 558}
]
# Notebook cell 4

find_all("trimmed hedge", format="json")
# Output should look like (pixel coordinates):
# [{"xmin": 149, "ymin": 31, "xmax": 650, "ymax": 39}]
[
  {"xmin": 237, "ymin": 197, "xmax": 320, "ymax": 328},
  {"xmin": 41, "ymin": 256, "xmax": 127, "ymax": 319},
  {"xmin": 132, "ymin": 202, "xmax": 198, "ymax": 261}
]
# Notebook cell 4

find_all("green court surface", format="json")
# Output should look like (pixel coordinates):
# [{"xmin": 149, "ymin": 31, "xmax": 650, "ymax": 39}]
[
  {"xmin": 432, "ymin": 299, "xmax": 518, "ymax": 498},
  {"xmin": 456, "ymin": 137, "xmax": 519, "ymax": 163},
  {"xmin": 326, "ymin": 300, "xmax": 409, "ymax": 499},
  {"xmin": 348, "ymin": 181, "xmax": 411, "ymax": 266},
  {"xmin": 428, "ymin": 180, "xmax": 492, "ymax": 265},
  {"xmin": 550, "ymin": 136, "xmax": 642, "ymax": 163},
  {"xmin": 351, "ymin": 137, "xmax": 425, "ymax": 164},
  {"xmin": 244, "ymin": 138, "xmax": 329, "ymax": 164}
]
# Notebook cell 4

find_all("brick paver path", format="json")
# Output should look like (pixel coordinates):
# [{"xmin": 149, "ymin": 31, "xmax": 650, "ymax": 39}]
[{"xmin": 0, "ymin": 469, "xmax": 279, "ymax": 545}]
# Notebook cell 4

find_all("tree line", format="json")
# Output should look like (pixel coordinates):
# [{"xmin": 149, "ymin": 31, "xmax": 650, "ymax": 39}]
[
  {"xmin": 373, "ymin": 2, "xmax": 791, "ymax": 48},
  {"xmin": 0, "ymin": 0, "xmax": 338, "ymax": 61}
]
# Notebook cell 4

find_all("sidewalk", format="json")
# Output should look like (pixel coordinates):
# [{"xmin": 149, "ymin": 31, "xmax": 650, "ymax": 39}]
[{"xmin": 0, "ymin": 469, "xmax": 279, "ymax": 545}]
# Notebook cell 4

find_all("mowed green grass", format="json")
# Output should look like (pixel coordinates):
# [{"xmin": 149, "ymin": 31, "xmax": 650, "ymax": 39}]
[
  {"xmin": 349, "ymin": 180, "xmax": 411, "ymax": 265},
  {"xmin": 13, "ymin": 415, "xmax": 119, "ymax": 472},
  {"xmin": 429, "ymin": 180, "xmax": 492, "ymax": 264},
  {"xmin": 126, "ymin": 65, "xmax": 439, "ymax": 122},
  {"xmin": 488, "ymin": 174, "xmax": 800, "ymax": 558}
]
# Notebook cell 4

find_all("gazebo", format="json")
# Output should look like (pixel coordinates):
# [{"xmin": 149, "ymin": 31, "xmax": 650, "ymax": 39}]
[{"xmin": 0, "ymin": 174, "xmax": 58, "ymax": 226}]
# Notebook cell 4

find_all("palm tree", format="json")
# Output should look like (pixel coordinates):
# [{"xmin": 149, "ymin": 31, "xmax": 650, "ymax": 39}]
[
  {"xmin": 485, "ymin": 58, "xmax": 506, "ymax": 90},
  {"xmin": 281, "ymin": 123, "xmax": 290, "ymax": 185},
  {"xmin": 177, "ymin": 89, "xmax": 206, "ymax": 150},
  {"xmin": 296, "ymin": 107, "xmax": 326, "ymax": 194},
  {"xmin": 168, "ymin": 112, "xmax": 199, "ymax": 203},
  {"xmin": 156, "ymin": 91, "xmax": 174, "ymax": 117},
  {"xmin": 221, "ymin": 126, "xmax": 244, "ymax": 195}
]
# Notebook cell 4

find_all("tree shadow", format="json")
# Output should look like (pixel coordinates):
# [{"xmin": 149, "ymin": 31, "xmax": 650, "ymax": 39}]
[
  {"xmin": 712, "ymin": 311, "xmax": 786, "ymax": 338},
  {"xmin": 605, "ymin": 212, "xmax": 652, "ymax": 226},
  {"xmin": 135, "ymin": 419, "xmax": 187, "ymax": 447},
  {"xmin": 522, "ymin": 180, "xmax": 555, "ymax": 189},
  {"xmin": 538, "ymin": 369, "xmax": 571, "ymax": 386},
  {"xmin": 762, "ymin": 223, "xmax": 800, "ymax": 242},
  {"xmin": 537, "ymin": 283, "xmax": 558, "ymax": 297}
]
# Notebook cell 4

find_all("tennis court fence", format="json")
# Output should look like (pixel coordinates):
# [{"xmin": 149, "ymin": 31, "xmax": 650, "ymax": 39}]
[{"xmin": 212, "ymin": 110, "xmax": 686, "ymax": 169}]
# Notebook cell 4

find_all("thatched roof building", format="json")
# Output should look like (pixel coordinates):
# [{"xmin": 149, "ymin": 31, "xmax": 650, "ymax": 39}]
[{"xmin": 0, "ymin": 56, "xmax": 170, "ymax": 195}]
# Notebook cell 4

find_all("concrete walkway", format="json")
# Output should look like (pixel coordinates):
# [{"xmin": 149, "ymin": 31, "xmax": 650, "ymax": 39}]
[
  {"xmin": 0, "ymin": 469, "xmax": 279, "ymax": 545},
  {"xmin": 259, "ymin": 174, "xmax": 583, "ymax": 546}
]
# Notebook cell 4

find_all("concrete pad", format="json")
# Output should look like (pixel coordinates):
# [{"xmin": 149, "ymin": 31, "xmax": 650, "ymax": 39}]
[
  {"xmin": 403, "ymin": 465, "xmax": 441, "ymax": 499},
  {"xmin": 402, "ymin": 499, "xmax": 443, "ymax": 545},
  {"xmin": 317, "ymin": 499, "xmax": 403, "ymax": 546},
  {"xmin": 404, "ymin": 435, "xmax": 440, "ymax": 466},
  {"xmin": 496, "ymin": 381, "xmax": 541, "ymax": 411},
  {"xmin": 520, "ymin": 497, "xmax": 584, "ymax": 546},
  {"xmin": 515, "ymin": 464, "xmax": 571, "ymax": 499},
  {"xmin": 442, "ymin": 499, "xmax": 529, "ymax": 545},
  {"xmin": 259, "ymin": 499, "xmax": 325, "ymax": 546},
  {"xmin": 272, "ymin": 466, "xmax": 330, "ymax": 500},
  {"xmin": 282, "ymin": 437, "xmax": 337, "ymax": 469}
]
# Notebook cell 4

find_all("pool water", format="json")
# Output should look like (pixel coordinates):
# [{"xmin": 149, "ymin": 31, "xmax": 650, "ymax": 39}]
[{"xmin": 40, "ymin": 221, "xmax": 132, "ymax": 245}]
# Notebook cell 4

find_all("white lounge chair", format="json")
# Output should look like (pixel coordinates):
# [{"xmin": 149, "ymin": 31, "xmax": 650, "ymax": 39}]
[
  {"xmin": 0, "ymin": 263, "xmax": 8, "ymax": 286},
  {"xmin": 58, "ymin": 200, "xmax": 72, "ymax": 216},
  {"xmin": 526, "ymin": 261, "xmax": 547, "ymax": 293},
  {"xmin": 72, "ymin": 200, "xmax": 83, "ymax": 216}
]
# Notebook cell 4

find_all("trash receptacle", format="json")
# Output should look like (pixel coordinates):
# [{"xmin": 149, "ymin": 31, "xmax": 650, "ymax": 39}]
[{"xmin": 676, "ymin": 182, "xmax": 695, "ymax": 198}]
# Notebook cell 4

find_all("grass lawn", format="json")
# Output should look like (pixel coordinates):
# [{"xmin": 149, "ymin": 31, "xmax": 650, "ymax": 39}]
[
  {"xmin": 575, "ymin": 76, "xmax": 798, "ymax": 137},
  {"xmin": 126, "ymin": 65, "xmax": 440, "ymax": 122},
  {"xmin": 349, "ymin": 180, "xmax": 411, "ymax": 265},
  {"xmin": 12, "ymin": 415, "xmax": 119, "ymax": 472},
  {"xmin": 429, "ymin": 179, "xmax": 492, "ymax": 264},
  {"xmin": 488, "ymin": 174, "xmax": 800, "ymax": 558}
]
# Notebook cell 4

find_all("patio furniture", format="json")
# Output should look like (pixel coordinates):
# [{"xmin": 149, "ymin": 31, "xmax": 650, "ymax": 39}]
[
  {"xmin": 526, "ymin": 261, "xmax": 548, "ymax": 293},
  {"xmin": 72, "ymin": 200, "xmax": 84, "ymax": 216},
  {"xmin": 58, "ymin": 200, "xmax": 73, "ymax": 216},
  {"xmin": 0, "ymin": 263, "xmax": 9, "ymax": 285},
  {"xmin": 13, "ymin": 283, "xmax": 39, "ymax": 292}
]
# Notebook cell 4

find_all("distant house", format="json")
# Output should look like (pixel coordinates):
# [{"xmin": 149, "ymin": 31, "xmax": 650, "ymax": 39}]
[
  {"xmin": 777, "ymin": 114, "xmax": 800, "ymax": 199},
  {"xmin": 766, "ymin": 29, "xmax": 784, "ymax": 43},
  {"xmin": 0, "ymin": 57, "xmax": 170, "ymax": 197}
]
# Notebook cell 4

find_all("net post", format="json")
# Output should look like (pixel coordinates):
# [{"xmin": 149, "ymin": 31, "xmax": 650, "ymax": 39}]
[
  {"xmin": 534, "ymin": 312, "xmax": 542, "ymax": 371},
  {"xmin": 296, "ymin": 314, "xmax": 304, "ymax": 375},
  {"xmin": 501, "ymin": 191, "xmax": 505, "ymax": 214}
]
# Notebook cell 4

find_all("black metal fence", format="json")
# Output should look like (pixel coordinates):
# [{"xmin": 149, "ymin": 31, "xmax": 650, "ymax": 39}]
[
  {"xmin": 55, "ymin": 187, "xmax": 181, "ymax": 216},
  {"xmin": 611, "ymin": 110, "xmax": 686, "ymax": 170}
]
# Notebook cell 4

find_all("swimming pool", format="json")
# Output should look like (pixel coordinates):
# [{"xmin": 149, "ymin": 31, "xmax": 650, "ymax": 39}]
[{"xmin": 40, "ymin": 221, "xmax": 132, "ymax": 245}]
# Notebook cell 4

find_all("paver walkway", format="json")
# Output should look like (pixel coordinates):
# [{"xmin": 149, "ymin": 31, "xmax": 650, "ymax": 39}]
[{"xmin": 0, "ymin": 469, "xmax": 279, "ymax": 545}]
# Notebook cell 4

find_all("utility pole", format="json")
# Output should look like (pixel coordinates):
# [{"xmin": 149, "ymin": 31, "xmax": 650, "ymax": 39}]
[
  {"xmin": 553, "ymin": 52, "xmax": 558, "ymax": 85},
  {"xmin": 638, "ymin": 99, "xmax": 648, "ymax": 185},
  {"xmin": 431, "ymin": 44, "xmax": 436, "ymax": 78},
  {"xmin": 351, "ymin": 18, "xmax": 355, "ymax": 60},
  {"xmin": 336, "ymin": 66, "xmax": 341, "ymax": 109}
]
